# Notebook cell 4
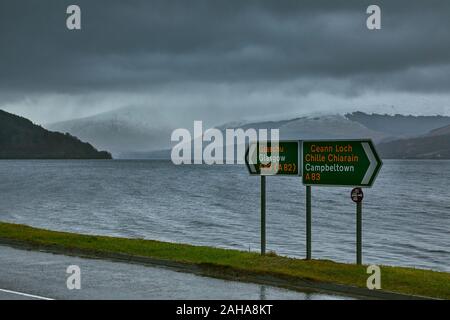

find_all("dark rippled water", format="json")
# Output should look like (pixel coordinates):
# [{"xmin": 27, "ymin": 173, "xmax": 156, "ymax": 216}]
[{"xmin": 0, "ymin": 160, "xmax": 448, "ymax": 272}]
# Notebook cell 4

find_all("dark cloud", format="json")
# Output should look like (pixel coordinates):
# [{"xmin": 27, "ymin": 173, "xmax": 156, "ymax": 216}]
[
  {"xmin": 1, "ymin": 0, "xmax": 450, "ymax": 96},
  {"xmin": 1, "ymin": 1, "xmax": 450, "ymax": 125}
]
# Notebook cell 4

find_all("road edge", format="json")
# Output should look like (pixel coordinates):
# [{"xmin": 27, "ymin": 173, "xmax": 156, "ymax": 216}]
[{"xmin": 0, "ymin": 238, "xmax": 434, "ymax": 300}]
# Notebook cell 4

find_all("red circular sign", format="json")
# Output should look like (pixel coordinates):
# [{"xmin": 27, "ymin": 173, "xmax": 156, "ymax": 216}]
[{"xmin": 351, "ymin": 188, "xmax": 364, "ymax": 203}]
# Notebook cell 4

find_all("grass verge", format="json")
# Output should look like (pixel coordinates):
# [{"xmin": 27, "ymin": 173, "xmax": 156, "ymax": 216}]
[{"xmin": 0, "ymin": 221, "xmax": 448, "ymax": 299}]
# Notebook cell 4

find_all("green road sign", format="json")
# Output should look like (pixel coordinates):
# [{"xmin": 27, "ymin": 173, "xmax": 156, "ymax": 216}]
[
  {"xmin": 302, "ymin": 140, "xmax": 382, "ymax": 187},
  {"xmin": 245, "ymin": 141, "xmax": 300, "ymax": 176}
]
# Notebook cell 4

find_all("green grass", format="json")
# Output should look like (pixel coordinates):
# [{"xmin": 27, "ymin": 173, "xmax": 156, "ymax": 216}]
[{"xmin": 0, "ymin": 221, "xmax": 448, "ymax": 299}]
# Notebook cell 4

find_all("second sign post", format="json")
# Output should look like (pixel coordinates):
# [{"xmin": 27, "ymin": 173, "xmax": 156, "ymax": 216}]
[{"xmin": 302, "ymin": 140, "xmax": 382, "ymax": 264}]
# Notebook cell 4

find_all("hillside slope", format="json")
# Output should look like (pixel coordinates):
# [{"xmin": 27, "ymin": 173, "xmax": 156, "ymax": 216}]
[
  {"xmin": 427, "ymin": 124, "xmax": 450, "ymax": 136},
  {"xmin": 346, "ymin": 112, "xmax": 450, "ymax": 137},
  {"xmin": 46, "ymin": 106, "xmax": 173, "ymax": 155},
  {"xmin": 0, "ymin": 110, "xmax": 112, "ymax": 159},
  {"xmin": 377, "ymin": 133, "xmax": 450, "ymax": 159}
]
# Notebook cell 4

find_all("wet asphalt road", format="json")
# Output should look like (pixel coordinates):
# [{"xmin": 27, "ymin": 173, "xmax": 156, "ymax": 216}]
[{"xmin": 0, "ymin": 245, "xmax": 351, "ymax": 300}]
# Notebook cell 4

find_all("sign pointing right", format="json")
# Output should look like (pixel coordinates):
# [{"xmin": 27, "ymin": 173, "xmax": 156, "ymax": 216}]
[{"xmin": 302, "ymin": 140, "xmax": 382, "ymax": 187}]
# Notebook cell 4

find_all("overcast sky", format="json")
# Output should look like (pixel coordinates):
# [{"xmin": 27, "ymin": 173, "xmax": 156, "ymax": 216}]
[{"xmin": 1, "ymin": 0, "xmax": 450, "ymax": 125}]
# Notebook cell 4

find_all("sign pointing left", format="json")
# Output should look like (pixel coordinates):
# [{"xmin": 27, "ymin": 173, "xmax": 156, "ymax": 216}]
[
  {"xmin": 245, "ymin": 143, "xmax": 258, "ymax": 174},
  {"xmin": 245, "ymin": 141, "xmax": 300, "ymax": 176}
]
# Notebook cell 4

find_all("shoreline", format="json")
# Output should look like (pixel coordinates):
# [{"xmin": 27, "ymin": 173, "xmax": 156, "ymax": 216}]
[{"xmin": 0, "ymin": 222, "xmax": 448, "ymax": 300}]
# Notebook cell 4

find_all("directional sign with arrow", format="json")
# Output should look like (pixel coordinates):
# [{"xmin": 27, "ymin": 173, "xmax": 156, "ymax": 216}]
[
  {"xmin": 302, "ymin": 140, "xmax": 382, "ymax": 187},
  {"xmin": 245, "ymin": 141, "xmax": 300, "ymax": 176}
]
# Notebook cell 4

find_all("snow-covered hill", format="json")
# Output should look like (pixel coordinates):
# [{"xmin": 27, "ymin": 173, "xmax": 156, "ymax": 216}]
[
  {"xmin": 219, "ymin": 115, "xmax": 390, "ymax": 143},
  {"xmin": 47, "ymin": 106, "xmax": 450, "ymax": 159}
]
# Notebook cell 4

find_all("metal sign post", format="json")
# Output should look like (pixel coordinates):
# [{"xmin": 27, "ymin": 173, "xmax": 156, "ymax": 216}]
[
  {"xmin": 351, "ymin": 187, "xmax": 364, "ymax": 265},
  {"xmin": 260, "ymin": 175, "xmax": 266, "ymax": 255},
  {"xmin": 356, "ymin": 201, "xmax": 362, "ymax": 265},
  {"xmin": 302, "ymin": 140, "xmax": 382, "ymax": 264},
  {"xmin": 245, "ymin": 141, "xmax": 301, "ymax": 256},
  {"xmin": 306, "ymin": 185, "xmax": 312, "ymax": 260}
]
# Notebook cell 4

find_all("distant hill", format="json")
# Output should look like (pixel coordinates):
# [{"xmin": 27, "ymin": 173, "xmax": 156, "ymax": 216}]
[
  {"xmin": 118, "ymin": 115, "xmax": 391, "ymax": 159},
  {"xmin": 47, "ymin": 108, "xmax": 393, "ymax": 158},
  {"xmin": 346, "ymin": 112, "xmax": 450, "ymax": 137},
  {"xmin": 377, "ymin": 122, "xmax": 450, "ymax": 159},
  {"xmin": 0, "ymin": 110, "xmax": 112, "ymax": 159},
  {"xmin": 46, "ymin": 106, "xmax": 174, "ymax": 156},
  {"xmin": 427, "ymin": 124, "xmax": 450, "ymax": 137},
  {"xmin": 377, "ymin": 134, "xmax": 450, "ymax": 159},
  {"xmin": 227, "ymin": 115, "xmax": 390, "ymax": 143},
  {"xmin": 45, "ymin": 107, "xmax": 450, "ymax": 160}
]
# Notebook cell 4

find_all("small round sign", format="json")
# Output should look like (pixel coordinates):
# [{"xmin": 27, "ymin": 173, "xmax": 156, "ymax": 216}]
[{"xmin": 351, "ymin": 188, "xmax": 364, "ymax": 203}]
